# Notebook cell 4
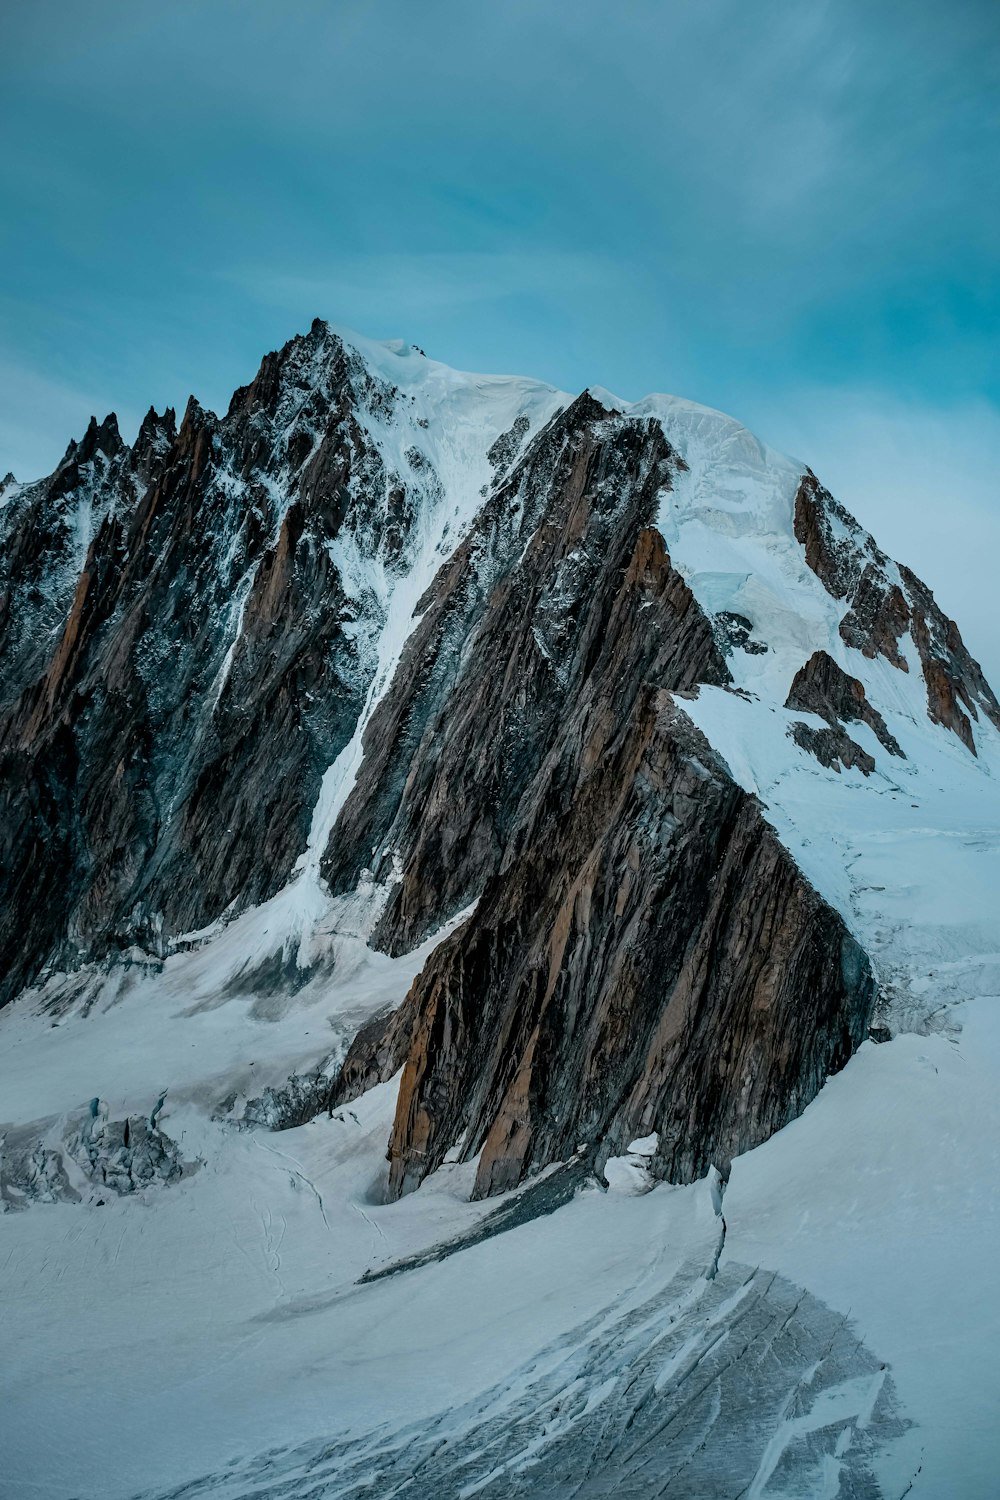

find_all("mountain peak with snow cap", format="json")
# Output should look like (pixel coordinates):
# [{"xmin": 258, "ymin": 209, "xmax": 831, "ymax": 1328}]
[{"xmin": 2, "ymin": 323, "xmax": 999, "ymax": 1499}]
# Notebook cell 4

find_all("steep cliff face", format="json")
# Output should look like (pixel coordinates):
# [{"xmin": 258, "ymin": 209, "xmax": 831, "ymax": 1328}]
[
  {"xmin": 6, "ymin": 327, "xmax": 1000, "ymax": 1500},
  {"xmin": 0, "ymin": 413, "xmax": 146, "ymax": 710},
  {"xmin": 314, "ymin": 398, "xmax": 877, "ymax": 1202},
  {"xmin": 0, "ymin": 324, "xmax": 559, "ymax": 1003},
  {"xmin": 0, "ymin": 330, "xmax": 377, "ymax": 998},
  {"xmin": 385, "ymin": 696, "xmax": 873, "ymax": 1202},
  {"xmin": 322, "ymin": 396, "xmax": 728, "ymax": 954}
]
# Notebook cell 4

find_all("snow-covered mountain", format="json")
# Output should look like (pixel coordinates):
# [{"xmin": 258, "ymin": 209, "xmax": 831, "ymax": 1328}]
[{"xmin": 2, "ymin": 323, "xmax": 998, "ymax": 1499}]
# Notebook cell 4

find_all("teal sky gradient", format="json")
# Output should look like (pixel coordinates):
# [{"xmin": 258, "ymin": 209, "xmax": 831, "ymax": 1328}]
[{"xmin": 2, "ymin": 0, "xmax": 998, "ymax": 675}]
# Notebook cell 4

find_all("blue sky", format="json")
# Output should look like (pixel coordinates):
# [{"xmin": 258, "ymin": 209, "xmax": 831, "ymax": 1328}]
[{"xmin": 2, "ymin": 0, "xmax": 998, "ymax": 677}]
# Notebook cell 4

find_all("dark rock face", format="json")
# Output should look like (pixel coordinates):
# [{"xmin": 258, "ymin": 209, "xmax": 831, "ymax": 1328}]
[
  {"xmin": 322, "ymin": 397, "xmax": 724, "ymax": 955},
  {"xmin": 899, "ymin": 563, "xmax": 1000, "ymax": 754},
  {"xmin": 317, "ymin": 422, "xmax": 877, "ymax": 1205},
  {"xmin": 785, "ymin": 649, "xmax": 903, "ymax": 757},
  {"xmin": 0, "ymin": 415, "xmax": 130, "ymax": 712},
  {"xmin": 840, "ymin": 563, "xmax": 911, "ymax": 672},
  {"xmin": 0, "ymin": 354, "xmax": 883, "ymax": 1204},
  {"xmin": 328, "ymin": 1001, "xmax": 420, "ymax": 1112},
  {"xmin": 10, "ymin": 325, "xmax": 995, "ymax": 1223},
  {"xmin": 383, "ymin": 696, "xmax": 875, "ymax": 1202},
  {"xmin": 794, "ymin": 471, "xmax": 1000, "ymax": 752},
  {"xmin": 0, "ymin": 325, "xmax": 461, "ymax": 1004},
  {"xmin": 713, "ymin": 610, "xmax": 768, "ymax": 656},
  {"xmin": 788, "ymin": 720, "xmax": 876, "ymax": 776},
  {"xmin": 792, "ymin": 471, "xmax": 869, "ymax": 603}
]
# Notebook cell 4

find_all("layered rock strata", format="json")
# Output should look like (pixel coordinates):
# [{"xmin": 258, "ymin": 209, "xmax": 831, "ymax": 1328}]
[
  {"xmin": 322, "ymin": 397, "xmax": 721, "ymax": 952},
  {"xmin": 320, "ymin": 408, "xmax": 877, "ymax": 1202},
  {"xmin": 381, "ymin": 687, "xmax": 874, "ymax": 1201}
]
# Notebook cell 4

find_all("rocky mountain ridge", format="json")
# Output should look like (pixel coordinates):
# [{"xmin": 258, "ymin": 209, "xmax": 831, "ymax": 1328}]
[{"xmin": 2, "ymin": 321, "xmax": 997, "ymax": 1212}]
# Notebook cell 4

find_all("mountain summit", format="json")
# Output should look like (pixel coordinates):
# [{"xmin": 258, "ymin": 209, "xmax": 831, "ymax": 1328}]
[{"xmin": 3, "ymin": 324, "xmax": 999, "ymax": 1498}]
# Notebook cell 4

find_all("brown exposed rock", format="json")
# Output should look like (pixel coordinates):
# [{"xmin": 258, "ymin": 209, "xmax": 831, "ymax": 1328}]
[
  {"xmin": 0, "ymin": 424, "xmax": 136, "ymax": 715},
  {"xmin": 921, "ymin": 660, "xmax": 975, "ymax": 753},
  {"xmin": 385, "ymin": 698, "xmax": 875, "ymax": 1202},
  {"xmin": 327, "ymin": 429, "xmax": 875, "ymax": 1205},
  {"xmin": 328, "ymin": 998, "xmax": 420, "ymax": 1111},
  {"xmin": 320, "ymin": 420, "xmax": 877, "ymax": 1200},
  {"xmin": 839, "ymin": 564, "xmax": 910, "ymax": 671},
  {"xmin": 900, "ymin": 565, "xmax": 1000, "ymax": 756},
  {"xmin": 794, "ymin": 471, "xmax": 1000, "ymax": 753},
  {"xmin": 793, "ymin": 471, "xmax": 869, "ymax": 601},
  {"xmin": 323, "ymin": 396, "xmax": 725, "ymax": 956},
  {"xmin": 788, "ymin": 721, "xmax": 876, "ymax": 776},
  {"xmin": 785, "ymin": 650, "xmax": 903, "ymax": 757},
  {"xmin": 0, "ymin": 331, "xmax": 897, "ymax": 1214}
]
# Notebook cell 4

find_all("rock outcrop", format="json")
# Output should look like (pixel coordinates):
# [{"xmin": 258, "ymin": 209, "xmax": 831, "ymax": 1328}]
[
  {"xmin": 312, "ymin": 411, "xmax": 878, "ymax": 1204},
  {"xmin": 319, "ymin": 415, "xmax": 880, "ymax": 1204},
  {"xmin": 794, "ymin": 471, "xmax": 1000, "ymax": 753},
  {"xmin": 4, "ymin": 322, "xmax": 998, "ymax": 1218},
  {"xmin": 785, "ymin": 649, "xmax": 903, "ymax": 758},
  {"xmin": 788, "ymin": 720, "xmax": 876, "ymax": 776},
  {"xmin": 712, "ymin": 610, "xmax": 768, "ymax": 657},
  {"xmin": 329, "ymin": 1001, "xmax": 420, "ymax": 1111}
]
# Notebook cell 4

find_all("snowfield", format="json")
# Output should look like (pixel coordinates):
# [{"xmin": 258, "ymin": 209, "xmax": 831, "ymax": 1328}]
[{"xmin": 2, "ymin": 336, "xmax": 999, "ymax": 1498}]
